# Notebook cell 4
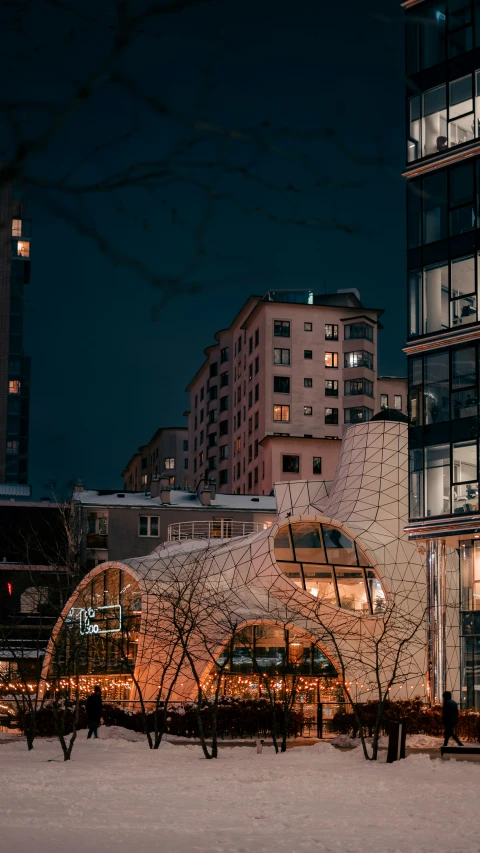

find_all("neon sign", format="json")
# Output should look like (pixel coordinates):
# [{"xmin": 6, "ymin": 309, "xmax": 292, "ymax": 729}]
[{"xmin": 79, "ymin": 605, "xmax": 122, "ymax": 636}]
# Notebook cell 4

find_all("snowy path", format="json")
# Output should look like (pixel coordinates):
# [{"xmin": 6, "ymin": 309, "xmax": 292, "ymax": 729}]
[{"xmin": 0, "ymin": 727, "xmax": 477, "ymax": 853}]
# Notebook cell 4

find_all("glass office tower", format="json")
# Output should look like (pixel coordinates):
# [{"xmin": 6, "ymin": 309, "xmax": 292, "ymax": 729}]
[{"xmin": 404, "ymin": 0, "xmax": 480, "ymax": 707}]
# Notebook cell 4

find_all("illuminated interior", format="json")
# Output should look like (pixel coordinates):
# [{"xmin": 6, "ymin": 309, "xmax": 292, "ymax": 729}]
[
  {"xmin": 274, "ymin": 521, "xmax": 386, "ymax": 614},
  {"xmin": 47, "ymin": 567, "xmax": 141, "ymax": 699}
]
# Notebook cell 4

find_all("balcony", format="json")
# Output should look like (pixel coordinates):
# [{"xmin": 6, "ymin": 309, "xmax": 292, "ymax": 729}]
[
  {"xmin": 86, "ymin": 533, "xmax": 108, "ymax": 549},
  {"xmin": 167, "ymin": 520, "xmax": 269, "ymax": 542}
]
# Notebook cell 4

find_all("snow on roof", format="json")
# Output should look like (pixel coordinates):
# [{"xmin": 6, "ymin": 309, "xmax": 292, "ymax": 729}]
[{"xmin": 74, "ymin": 489, "xmax": 277, "ymax": 513}]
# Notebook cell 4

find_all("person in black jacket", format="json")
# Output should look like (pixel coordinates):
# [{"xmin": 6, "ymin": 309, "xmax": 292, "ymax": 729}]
[
  {"xmin": 86, "ymin": 685, "xmax": 102, "ymax": 740},
  {"xmin": 442, "ymin": 691, "xmax": 463, "ymax": 747}
]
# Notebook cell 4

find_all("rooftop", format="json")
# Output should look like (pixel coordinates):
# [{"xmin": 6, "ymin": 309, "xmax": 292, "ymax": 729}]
[{"xmin": 73, "ymin": 489, "xmax": 277, "ymax": 513}]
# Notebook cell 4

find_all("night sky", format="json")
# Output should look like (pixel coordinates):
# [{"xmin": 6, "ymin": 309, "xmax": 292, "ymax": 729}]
[{"xmin": 0, "ymin": 0, "xmax": 407, "ymax": 498}]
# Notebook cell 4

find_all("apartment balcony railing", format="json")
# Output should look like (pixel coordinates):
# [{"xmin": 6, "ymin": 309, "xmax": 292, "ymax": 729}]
[{"xmin": 167, "ymin": 520, "xmax": 268, "ymax": 542}]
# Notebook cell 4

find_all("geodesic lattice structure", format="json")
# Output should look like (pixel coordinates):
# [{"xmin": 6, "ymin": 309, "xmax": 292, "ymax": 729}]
[{"xmin": 44, "ymin": 419, "xmax": 458, "ymax": 706}]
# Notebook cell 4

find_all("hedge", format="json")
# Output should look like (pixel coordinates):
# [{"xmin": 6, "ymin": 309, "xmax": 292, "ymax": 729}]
[{"xmin": 332, "ymin": 698, "xmax": 480, "ymax": 742}]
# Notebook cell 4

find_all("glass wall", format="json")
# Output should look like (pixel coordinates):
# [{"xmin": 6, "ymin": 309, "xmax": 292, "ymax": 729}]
[
  {"xmin": 273, "ymin": 521, "xmax": 386, "ymax": 614},
  {"xmin": 48, "ymin": 568, "xmax": 141, "ymax": 698},
  {"xmin": 408, "ymin": 343, "xmax": 478, "ymax": 427},
  {"xmin": 409, "ymin": 441, "xmax": 479, "ymax": 518},
  {"xmin": 408, "ymin": 253, "xmax": 478, "ymax": 338},
  {"xmin": 217, "ymin": 624, "xmax": 337, "ymax": 677},
  {"xmin": 407, "ymin": 69, "xmax": 480, "ymax": 162}
]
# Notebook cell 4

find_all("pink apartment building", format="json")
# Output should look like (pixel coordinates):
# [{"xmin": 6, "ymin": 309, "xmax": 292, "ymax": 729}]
[{"xmin": 186, "ymin": 289, "xmax": 407, "ymax": 495}]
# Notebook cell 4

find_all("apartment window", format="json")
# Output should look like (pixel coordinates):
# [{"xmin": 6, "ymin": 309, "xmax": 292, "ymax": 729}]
[
  {"xmin": 208, "ymin": 409, "xmax": 218, "ymax": 425},
  {"xmin": 6, "ymin": 440, "xmax": 19, "ymax": 455},
  {"xmin": 194, "ymin": 416, "xmax": 197, "ymax": 430},
  {"xmin": 200, "ymin": 430, "xmax": 204, "ymax": 445},
  {"xmin": 380, "ymin": 394, "xmax": 388, "ymax": 409},
  {"xmin": 209, "ymin": 386, "xmax": 218, "ymax": 401},
  {"xmin": 220, "ymin": 347, "xmax": 229, "ymax": 363},
  {"xmin": 199, "ymin": 451, "xmax": 204, "ymax": 465},
  {"xmin": 345, "ymin": 378, "xmax": 374, "ymax": 397},
  {"xmin": 207, "ymin": 456, "xmax": 217, "ymax": 470},
  {"xmin": 248, "ymin": 472, "xmax": 252, "ymax": 490},
  {"xmin": 248, "ymin": 417, "xmax": 253, "ymax": 435},
  {"xmin": 344, "ymin": 407, "xmax": 374, "ymax": 424},
  {"xmin": 236, "ymin": 437, "xmax": 241, "ymax": 453},
  {"xmin": 200, "ymin": 387, "xmax": 204, "ymax": 401},
  {"xmin": 208, "ymin": 433, "xmax": 217, "ymax": 448},
  {"xmin": 209, "ymin": 363, "xmax": 218, "ymax": 378},
  {"xmin": 220, "ymin": 445, "xmax": 228, "ymax": 460},
  {"xmin": 325, "ymin": 352, "xmax": 338, "ymax": 369},
  {"xmin": 248, "ymin": 444, "xmax": 253, "ymax": 463},
  {"xmin": 273, "ymin": 405, "xmax": 290, "ymax": 422},
  {"xmin": 304, "ymin": 350, "xmax": 313, "ymax": 359},
  {"xmin": 237, "ymin": 410, "xmax": 241, "ymax": 427},
  {"xmin": 313, "ymin": 456, "xmax": 322, "ymax": 475},
  {"xmin": 184, "ymin": 458, "xmax": 188, "ymax": 469},
  {"xmin": 282, "ymin": 455, "xmax": 299, "ymax": 474},
  {"xmin": 220, "ymin": 396, "xmax": 229, "ymax": 411},
  {"xmin": 194, "ymin": 437, "xmax": 197, "ymax": 452},
  {"xmin": 254, "ymin": 467, "xmax": 259, "ymax": 485},
  {"xmin": 236, "ymin": 462, "xmax": 240, "ymax": 478},
  {"xmin": 325, "ymin": 407, "xmax": 338, "ymax": 424},
  {"xmin": 304, "ymin": 406, "xmax": 313, "ymax": 416},
  {"xmin": 254, "ymin": 356, "xmax": 259, "ymax": 375},
  {"xmin": 219, "ymin": 469, "xmax": 228, "ymax": 485},
  {"xmin": 200, "ymin": 409, "xmax": 204, "ymax": 423},
  {"xmin": 325, "ymin": 379, "xmax": 338, "ymax": 397},
  {"xmin": 274, "ymin": 348, "xmax": 290, "ymax": 365},
  {"xmin": 274, "ymin": 320, "xmax": 290, "ymax": 337},
  {"xmin": 254, "ymin": 439, "xmax": 258, "ymax": 458},
  {"xmin": 249, "ymin": 337, "xmax": 253, "ymax": 354},
  {"xmin": 255, "ymin": 384, "xmax": 259, "ymax": 402},
  {"xmin": 248, "ymin": 391, "xmax": 253, "ymax": 408},
  {"xmin": 164, "ymin": 457, "xmax": 175, "ymax": 469},
  {"xmin": 344, "ymin": 351, "xmax": 373, "ymax": 370},
  {"xmin": 183, "ymin": 440, "xmax": 188, "ymax": 451},
  {"xmin": 238, "ymin": 336, "xmax": 242, "ymax": 352},
  {"xmin": 304, "ymin": 322, "xmax": 312, "ymax": 331},
  {"xmin": 220, "ymin": 372, "xmax": 229, "ymax": 387},
  {"xmin": 254, "ymin": 411, "xmax": 259, "ymax": 430},
  {"xmin": 325, "ymin": 324, "xmax": 338, "ymax": 340},
  {"xmin": 87, "ymin": 512, "xmax": 108, "ymax": 536},
  {"xmin": 255, "ymin": 328, "xmax": 259, "ymax": 347},
  {"xmin": 194, "ymin": 459, "xmax": 197, "ymax": 473},
  {"xmin": 394, "ymin": 395, "xmax": 402, "ymax": 411},
  {"xmin": 139, "ymin": 516, "xmax": 160, "ymax": 537},
  {"xmin": 274, "ymin": 376, "xmax": 290, "ymax": 393},
  {"xmin": 344, "ymin": 323, "xmax": 374, "ymax": 342},
  {"xmin": 237, "ymin": 362, "xmax": 242, "ymax": 377},
  {"xmin": 304, "ymin": 378, "xmax": 312, "ymax": 388},
  {"xmin": 408, "ymin": 252, "xmax": 478, "ymax": 339},
  {"xmin": 8, "ymin": 380, "xmax": 20, "ymax": 394},
  {"xmin": 15, "ymin": 240, "xmax": 30, "ymax": 258},
  {"xmin": 194, "ymin": 395, "xmax": 198, "ymax": 410},
  {"xmin": 12, "ymin": 219, "xmax": 22, "ymax": 237}
]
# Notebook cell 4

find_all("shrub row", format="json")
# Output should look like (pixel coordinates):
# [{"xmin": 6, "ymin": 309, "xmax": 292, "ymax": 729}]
[
  {"xmin": 18, "ymin": 696, "xmax": 306, "ymax": 739},
  {"xmin": 333, "ymin": 698, "xmax": 480, "ymax": 742}
]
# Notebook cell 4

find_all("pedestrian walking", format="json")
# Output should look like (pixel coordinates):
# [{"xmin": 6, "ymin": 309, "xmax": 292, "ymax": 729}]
[
  {"xmin": 442, "ymin": 690, "xmax": 463, "ymax": 747},
  {"xmin": 86, "ymin": 685, "xmax": 102, "ymax": 740}
]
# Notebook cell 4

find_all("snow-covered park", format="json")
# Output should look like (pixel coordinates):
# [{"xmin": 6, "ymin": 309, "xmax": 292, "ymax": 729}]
[{"xmin": 0, "ymin": 727, "xmax": 478, "ymax": 853}]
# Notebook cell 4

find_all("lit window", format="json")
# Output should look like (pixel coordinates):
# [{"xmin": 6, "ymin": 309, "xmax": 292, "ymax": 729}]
[
  {"xmin": 325, "ymin": 379, "xmax": 338, "ymax": 396},
  {"xmin": 274, "ymin": 348, "xmax": 290, "ymax": 365},
  {"xmin": 87, "ymin": 512, "xmax": 108, "ymax": 536},
  {"xmin": 12, "ymin": 219, "xmax": 22, "ymax": 237},
  {"xmin": 274, "ymin": 320, "xmax": 290, "ymax": 337},
  {"xmin": 325, "ymin": 407, "xmax": 338, "ymax": 424},
  {"xmin": 304, "ymin": 406, "xmax": 313, "ymax": 416},
  {"xmin": 304, "ymin": 378, "xmax": 312, "ymax": 387},
  {"xmin": 394, "ymin": 395, "xmax": 402, "ymax": 410},
  {"xmin": 304, "ymin": 322, "xmax": 312, "ymax": 331},
  {"xmin": 8, "ymin": 380, "xmax": 20, "ymax": 394},
  {"xmin": 164, "ymin": 457, "xmax": 175, "ymax": 469},
  {"xmin": 325, "ymin": 352, "xmax": 338, "ymax": 369},
  {"xmin": 313, "ymin": 457, "xmax": 322, "ymax": 474},
  {"xmin": 139, "ymin": 516, "xmax": 160, "ymax": 537},
  {"xmin": 273, "ymin": 405, "xmax": 290, "ymax": 422},
  {"xmin": 380, "ymin": 394, "xmax": 388, "ymax": 409},
  {"xmin": 6, "ymin": 440, "xmax": 18, "ymax": 455},
  {"xmin": 325, "ymin": 324, "xmax": 338, "ymax": 340},
  {"xmin": 16, "ymin": 240, "xmax": 30, "ymax": 258}
]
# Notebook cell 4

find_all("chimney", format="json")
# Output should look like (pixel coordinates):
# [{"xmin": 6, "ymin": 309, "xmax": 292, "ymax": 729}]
[
  {"xmin": 200, "ymin": 489, "xmax": 211, "ymax": 506},
  {"xmin": 159, "ymin": 474, "xmax": 170, "ymax": 489},
  {"xmin": 160, "ymin": 487, "xmax": 171, "ymax": 505},
  {"xmin": 150, "ymin": 477, "xmax": 161, "ymax": 498},
  {"xmin": 73, "ymin": 481, "xmax": 84, "ymax": 493},
  {"xmin": 209, "ymin": 480, "xmax": 216, "ymax": 501}
]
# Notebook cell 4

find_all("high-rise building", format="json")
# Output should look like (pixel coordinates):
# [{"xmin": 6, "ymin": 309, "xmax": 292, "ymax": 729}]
[
  {"xmin": 404, "ymin": 0, "xmax": 480, "ymax": 706},
  {"xmin": 0, "ymin": 184, "xmax": 31, "ymax": 492},
  {"xmin": 186, "ymin": 289, "xmax": 406, "ymax": 495}
]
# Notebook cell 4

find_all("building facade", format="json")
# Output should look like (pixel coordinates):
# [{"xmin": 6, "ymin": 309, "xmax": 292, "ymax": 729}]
[
  {"xmin": 404, "ymin": 0, "xmax": 480, "ymax": 707},
  {"xmin": 122, "ymin": 426, "xmax": 188, "ymax": 493},
  {"xmin": 0, "ymin": 184, "xmax": 31, "ymax": 489},
  {"xmin": 186, "ymin": 289, "xmax": 407, "ymax": 496}
]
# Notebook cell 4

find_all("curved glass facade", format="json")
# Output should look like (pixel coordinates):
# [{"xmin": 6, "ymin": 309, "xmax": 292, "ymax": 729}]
[
  {"xmin": 47, "ymin": 567, "xmax": 141, "ymax": 700},
  {"xmin": 273, "ymin": 521, "xmax": 386, "ymax": 614}
]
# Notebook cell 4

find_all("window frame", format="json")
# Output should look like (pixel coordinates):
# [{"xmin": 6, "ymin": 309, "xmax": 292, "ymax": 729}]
[{"xmin": 138, "ymin": 516, "xmax": 160, "ymax": 537}]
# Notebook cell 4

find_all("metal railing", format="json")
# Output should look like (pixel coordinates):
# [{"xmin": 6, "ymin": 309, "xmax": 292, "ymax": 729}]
[{"xmin": 168, "ymin": 520, "xmax": 268, "ymax": 542}]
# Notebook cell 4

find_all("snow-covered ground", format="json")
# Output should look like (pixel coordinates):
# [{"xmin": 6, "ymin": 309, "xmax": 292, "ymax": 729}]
[{"xmin": 0, "ymin": 726, "xmax": 478, "ymax": 853}]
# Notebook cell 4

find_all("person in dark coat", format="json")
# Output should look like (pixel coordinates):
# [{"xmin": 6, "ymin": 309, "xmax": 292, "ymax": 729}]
[
  {"xmin": 86, "ymin": 685, "xmax": 102, "ymax": 739},
  {"xmin": 442, "ymin": 691, "xmax": 463, "ymax": 747}
]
